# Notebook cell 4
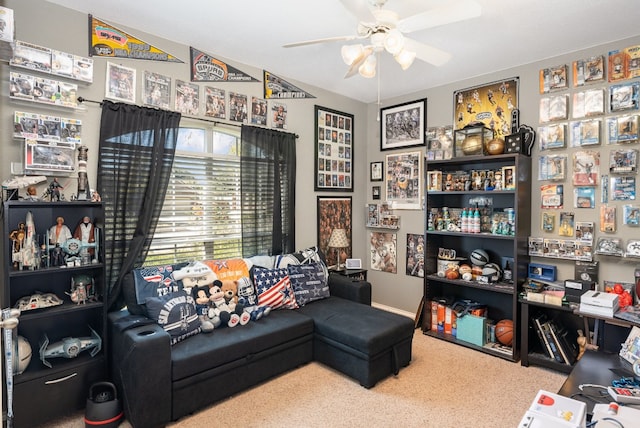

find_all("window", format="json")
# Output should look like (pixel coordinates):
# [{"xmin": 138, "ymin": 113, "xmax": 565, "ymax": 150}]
[{"xmin": 145, "ymin": 124, "xmax": 243, "ymax": 265}]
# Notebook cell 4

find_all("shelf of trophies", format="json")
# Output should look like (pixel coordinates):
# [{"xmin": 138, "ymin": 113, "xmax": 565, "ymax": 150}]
[
  {"xmin": 365, "ymin": 201, "xmax": 400, "ymax": 229},
  {"xmin": 2, "ymin": 198, "xmax": 106, "ymax": 427}
]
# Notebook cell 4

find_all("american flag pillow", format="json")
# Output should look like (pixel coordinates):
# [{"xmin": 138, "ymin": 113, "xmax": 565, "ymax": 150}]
[{"xmin": 252, "ymin": 266, "xmax": 299, "ymax": 310}]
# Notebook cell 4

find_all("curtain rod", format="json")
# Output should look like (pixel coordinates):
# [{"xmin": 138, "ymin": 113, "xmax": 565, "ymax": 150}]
[{"xmin": 77, "ymin": 97, "xmax": 299, "ymax": 138}]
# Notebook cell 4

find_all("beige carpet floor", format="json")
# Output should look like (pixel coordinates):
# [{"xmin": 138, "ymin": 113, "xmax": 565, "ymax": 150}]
[{"xmin": 41, "ymin": 330, "xmax": 567, "ymax": 428}]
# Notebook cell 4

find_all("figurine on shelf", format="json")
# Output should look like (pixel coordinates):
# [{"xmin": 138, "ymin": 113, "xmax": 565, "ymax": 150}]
[
  {"xmin": 49, "ymin": 216, "xmax": 72, "ymax": 246},
  {"xmin": 73, "ymin": 216, "xmax": 95, "ymax": 259},
  {"xmin": 9, "ymin": 222, "xmax": 26, "ymax": 269},
  {"xmin": 25, "ymin": 185, "xmax": 39, "ymax": 201},
  {"xmin": 48, "ymin": 178, "xmax": 64, "ymax": 202}
]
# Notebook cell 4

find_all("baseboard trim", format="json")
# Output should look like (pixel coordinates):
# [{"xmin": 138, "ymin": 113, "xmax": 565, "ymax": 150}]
[{"xmin": 372, "ymin": 302, "xmax": 414, "ymax": 319}]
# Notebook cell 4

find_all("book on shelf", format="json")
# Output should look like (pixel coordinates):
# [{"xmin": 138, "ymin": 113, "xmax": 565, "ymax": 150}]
[
  {"xmin": 532, "ymin": 314, "xmax": 554, "ymax": 359},
  {"xmin": 547, "ymin": 319, "xmax": 577, "ymax": 365},
  {"xmin": 541, "ymin": 321, "xmax": 565, "ymax": 364},
  {"xmin": 554, "ymin": 323, "xmax": 579, "ymax": 365}
]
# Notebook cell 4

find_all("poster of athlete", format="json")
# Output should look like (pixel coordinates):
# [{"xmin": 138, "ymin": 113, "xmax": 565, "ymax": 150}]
[
  {"xmin": 175, "ymin": 80, "xmax": 199, "ymax": 115},
  {"xmin": 453, "ymin": 77, "xmax": 519, "ymax": 139},
  {"xmin": 143, "ymin": 71, "xmax": 171, "ymax": 109},
  {"xmin": 205, "ymin": 87, "xmax": 226, "ymax": 119}
]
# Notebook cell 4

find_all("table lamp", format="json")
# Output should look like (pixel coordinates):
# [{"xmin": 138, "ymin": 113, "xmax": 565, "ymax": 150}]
[{"xmin": 328, "ymin": 228, "xmax": 349, "ymax": 271}]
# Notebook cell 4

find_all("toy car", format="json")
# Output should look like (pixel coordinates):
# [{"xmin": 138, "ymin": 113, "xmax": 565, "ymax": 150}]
[
  {"xmin": 14, "ymin": 292, "xmax": 63, "ymax": 312},
  {"xmin": 39, "ymin": 326, "xmax": 101, "ymax": 368}
]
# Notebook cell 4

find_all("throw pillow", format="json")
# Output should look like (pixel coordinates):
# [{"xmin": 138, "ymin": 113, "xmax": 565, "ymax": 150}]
[
  {"xmin": 203, "ymin": 258, "xmax": 250, "ymax": 281},
  {"xmin": 252, "ymin": 266, "xmax": 298, "ymax": 310},
  {"xmin": 145, "ymin": 291, "xmax": 201, "ymax": 345},
  {"xmin": 132, "ymin": 262, "xmax": 189, "ymax": 305},
  {"xmin": 287, "ymin": 262, "xmax": 330, "ymax": 306}
]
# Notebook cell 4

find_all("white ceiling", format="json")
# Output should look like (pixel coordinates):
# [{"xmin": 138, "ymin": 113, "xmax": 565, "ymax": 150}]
[{"xmin": 46, "ymin": 0, "xmax": 639, "ymax": 104}]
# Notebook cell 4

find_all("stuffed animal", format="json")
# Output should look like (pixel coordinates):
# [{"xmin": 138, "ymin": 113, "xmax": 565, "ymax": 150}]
[
  {"xmin": 192, "ymin": 286, "xmax": 219, "ymax": 332},
  {"xmin": 236, "ymin": 277, "xmax": 270, "ymax": 321},
  {"xmin": 174, "ymin": 261, "xmax": 222, "ymax": 331},
  {"xmin": 220, "ymin": 280, "xmax": 251, "ymax": 325},
  {"xmin": 208, "ymin": 281, "xmax": 249, "ymax": 327}
]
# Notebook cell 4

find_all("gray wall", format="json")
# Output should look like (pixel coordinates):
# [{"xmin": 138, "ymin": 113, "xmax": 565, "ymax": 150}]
[{"xmin": 3, "ymin": 0, "xmax": 640, "ymax": 315}]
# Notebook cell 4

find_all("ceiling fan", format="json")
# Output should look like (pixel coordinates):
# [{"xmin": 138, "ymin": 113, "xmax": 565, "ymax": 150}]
[{"xmin": 283, "ymin": 0, "xmax": 482, "ymax": 78}]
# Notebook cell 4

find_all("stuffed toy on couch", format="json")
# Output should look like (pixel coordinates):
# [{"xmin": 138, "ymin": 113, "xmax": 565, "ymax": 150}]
[
  {"xmin": 236, "ymin": 277, "xmax": 270, "ymax": 321},
  {"xmin": 209, "ymin": 280, "xmax": 250, "ymax": 327}
]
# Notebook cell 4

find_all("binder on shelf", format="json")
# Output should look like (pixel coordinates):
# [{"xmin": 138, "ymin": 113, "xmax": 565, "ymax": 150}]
[{"xmin": 532, "ymin": 314, "xmax": 553, "ymax": 359}]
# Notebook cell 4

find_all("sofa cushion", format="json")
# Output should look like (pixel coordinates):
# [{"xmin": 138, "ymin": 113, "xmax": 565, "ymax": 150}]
[
  {"xmin": 133, "ymin": 262, "xmax": 189, "ymax": 306},
  {"xmin": 170, "ymin": 309, "xmax": 313, "ymax": 380},
  {"xmin": 252, "ymin": 266, "xmax": 298, "ymax": 310},
  {"xmin": 287, "ymin": 262, "xmax": 330, "ymax": 306},
  {"xmin": 296, "ymin": 296, "xmax": 414, "ymax": 356},
  {"xmin": 145, "ymin": 291, "xmax": 202, "ymax": 345}
]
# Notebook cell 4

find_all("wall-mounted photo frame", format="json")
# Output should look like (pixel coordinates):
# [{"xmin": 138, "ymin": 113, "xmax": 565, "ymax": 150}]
[
  {"xmin": 105, "ymin": 61, "xmax": 136, "ymax": 104},
  {"xmin": 370, "ymin": 161, "xmax": 383, "ymax": 181},
  {"xmin": 315, "ymin": 105, "xmax": 354, "ymax": 192},
  {"xmin": 317, "ymin": 196, "xmax": 352, "ymax": 269},
  {"xmin": 380, "ymin": 98, "xmax": 426, "ymax": 151},
  {"xmin": 453, "ymin": 77, "xmax": 519, "ymax": 139},
  {"xmin": 372, "ymin": 185, "xmax": 381, "ymax": 200},
  {"xmin": 385, "ymin": 151, "xmax": 422, "ymax": 210}
]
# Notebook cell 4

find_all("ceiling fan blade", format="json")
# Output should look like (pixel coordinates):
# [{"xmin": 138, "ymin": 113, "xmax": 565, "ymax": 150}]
[
  {"xmin": 397, "ymin": 0, "xmax": 482, "ymax": 33},
  {"xmin": 344, "ymin": 47, "xmax": 374, "ymax": 78},
  {"xmin": 338, "ymin": 0, "xmax": 375, "ymax": 22},
  {"xmin": 404, "ymin": 38, "xmax": 451, "ymax": 67},
  {"xmin": 283, "ymin": 35, "xmax": 357, "ymax": 48}
]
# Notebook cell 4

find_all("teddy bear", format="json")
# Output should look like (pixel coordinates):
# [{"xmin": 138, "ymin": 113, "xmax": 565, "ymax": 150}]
[
  {"xmin": 220, "ymin": 280, "xmax": 251, "ymax": 325},
  {"xmin": 192, "ymin": 285, "xmax": 219, "ymax": 332},
  {"xmin": 235, "ymin": 277, "xmax": 270, "ymax": 321},
  {"xmin": 208, "ymin": 280, "xmax": 249, "ymax": 327}
]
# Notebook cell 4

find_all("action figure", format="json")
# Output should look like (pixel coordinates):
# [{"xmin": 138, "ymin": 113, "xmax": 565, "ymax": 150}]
[
  {"xmin": 49, "ymin": 178, "xmax": 64, "ymax": 201},
  {"xmin": 49, "ymin": 216, "xmax": 72, "ymax": 246}
]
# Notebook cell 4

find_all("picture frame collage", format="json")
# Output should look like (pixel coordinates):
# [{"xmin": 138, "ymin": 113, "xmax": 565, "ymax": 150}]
[{"xmin": 314, "ymin": 105, "xmax": 353, "ymax": 192}]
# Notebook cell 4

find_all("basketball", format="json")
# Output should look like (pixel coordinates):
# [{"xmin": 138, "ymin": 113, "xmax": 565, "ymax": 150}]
[
  {"xmin": 495, "ymin": 319, "xmax": 514, "ymax": 346},
  {"xmin": 482, "ymin": 262, "xmax": 502, "ymax": 279},
  {"xmin": 485, "ymin": 138, "xmax": 505, "ymax": 155},
  {"xmin": 462, "ymin": 135, "xmax": 483, "ymax": 155},
  {"xmin": 458, "ymin": 264, "xmax": 472, "ymax": 275},
  {"xmin": 469, "ymin": 249, "xmax": 489, "ymax": 266},
  {"xmin": 13, "ymin": 336, "xmax": 32, "ymax": 375}
]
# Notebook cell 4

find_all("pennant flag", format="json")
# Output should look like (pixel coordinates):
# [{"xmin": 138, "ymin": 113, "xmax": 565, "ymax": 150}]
[
  {"xmin": 190, "ymin": 47, "xmax": 259, "ymax": 82},
  {"xmin": 264, "ymin": 70, "xmax": 315, "ymax": 99},
  {"xmin": 89, "ymin": 15, "xmax": 183, "ymax": 63}
]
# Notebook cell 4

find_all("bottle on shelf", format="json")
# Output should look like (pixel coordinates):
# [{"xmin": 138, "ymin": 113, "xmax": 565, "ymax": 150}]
[
  {"xmin": 461, "ymin": 208, "xmax": 468, "ymax": 233},
  {"xmin": 472, "ymin": 207, "xmax": 481, "ymax": 234}
]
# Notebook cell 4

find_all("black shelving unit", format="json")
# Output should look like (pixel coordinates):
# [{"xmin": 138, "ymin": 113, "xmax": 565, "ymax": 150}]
[
  {"xmin": 422, "ymin": 153, "xmax": 531, "ymax": 362},
  {"xmin": 1, "ymin": 200, "xmax": 106, "ymax": 427}
]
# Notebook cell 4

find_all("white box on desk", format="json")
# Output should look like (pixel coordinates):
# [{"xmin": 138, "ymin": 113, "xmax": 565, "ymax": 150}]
[
  {"xmin": 579, "ymin": 302, "xmax": 618, "ymax": 318},
  {"xmin": 518, "ymin": 390, "xmax": 586, "ymax": 428},
  {"xmin": 580, "ymin": 290, "xmax": 618, "ymax": 308}
]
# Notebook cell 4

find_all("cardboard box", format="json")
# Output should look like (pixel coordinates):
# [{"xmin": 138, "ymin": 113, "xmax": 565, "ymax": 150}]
[
  {"xmin": 581, "ymin": 290, "xmax": 618, "ymax": 308},
  {"xmin": 518, "ymin": 390, "xmax": 586, "ymax": 428},
  {"xmin": 455, "ymin": 314, "xmax": 486, "ymax": 346}
]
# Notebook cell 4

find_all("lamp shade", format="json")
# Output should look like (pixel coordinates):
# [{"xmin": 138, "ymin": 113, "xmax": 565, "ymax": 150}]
[
  {"xmin": 394, "ymin": 49, "xmax": 416, "ymax": 70},
  {"xmin": 384, "ymin": 29, "xmax": 405, "ymax": 55},
  {"xmin": 358, "ymin": 54, "xmax": 377, "ymax": 78},
  {"xmin": 341, "ymin": 44, "xmax": 364, "ymax": 66},
  {"xmin": 328, "ymin": 228, "xmax": 349, "ymax": 249}
]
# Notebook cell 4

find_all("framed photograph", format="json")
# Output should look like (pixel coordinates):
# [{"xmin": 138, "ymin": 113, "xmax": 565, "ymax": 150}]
[
  {"xmin": 453, "ymin": 77, "xmax": 519, "ymax": 139},
  {"xmin": 385, "ymin": 151, "xmax": 422, "ymax": 210},
  {"xmin": 143, "ymin": 71, "xmax": 171, "ymax": 109},
  {"xmin": 370, "ymin": 232, "xmax": 397, "ymax": 273},
  {"xmin": 427, "ymin": 171, "xmax": 442, "ymax": 191},
  {"xmin": 370, "ymin": 161, "xmax": 383, "ymax": 181},
  {"xmin": 372, "ymin": 185, "xmax": 381, "ymax": 200},
  {"xmin": 105, "ymin": 62, "xmax": 136, "ymax": 104},
  {"xmin": 502, "ymin": 166, "xmax": 516, "ymax": 190},
  {"xmin": 380, "ymin": 98, "xmax": 426, "ymax": 151},
  {"xmin": 315, "ymin": 105, "xmax": 354, "ymax": 191},
  {"xmin": 317, "ymin": 196, "xmax": 352, "ymax": 269},
  {"xmin": 406, "ymin": 233, "xmax": 425, "ymax": 277}
]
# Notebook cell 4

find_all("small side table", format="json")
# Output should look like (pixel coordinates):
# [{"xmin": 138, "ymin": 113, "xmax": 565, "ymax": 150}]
[{"xmin": 330, "ymin": 268, "xmax": 367, "ymax": 281}]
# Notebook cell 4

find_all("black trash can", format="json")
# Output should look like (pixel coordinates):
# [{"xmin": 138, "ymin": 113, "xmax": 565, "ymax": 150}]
[{"xmin": 84, "ymin": 382, "xmax": 124, "ymax": 428}]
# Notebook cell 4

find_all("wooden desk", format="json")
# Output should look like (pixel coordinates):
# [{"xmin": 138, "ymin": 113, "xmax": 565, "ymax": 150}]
[{"xmin": 558, "ymin": 351, "xmax": 636, "ymax": 417}]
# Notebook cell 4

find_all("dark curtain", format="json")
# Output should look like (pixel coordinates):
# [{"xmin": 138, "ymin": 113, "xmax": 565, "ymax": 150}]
[
  {"xmin": 240, "ymin": 125, "xmax": 296, "ymax": 256},
  {"xmin": 97, "ymin": 100, "xmax": 181, "ymax": 311}
]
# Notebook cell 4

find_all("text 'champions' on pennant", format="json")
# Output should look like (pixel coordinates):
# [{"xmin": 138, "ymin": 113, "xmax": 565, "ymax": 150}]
[
  {"xmin": 264, "ymin": 70, "xmax": 315, "ymax": 99},
  {"xmin": 190, "ymin": 47, "xmax": 259, "ymax": 82},
  {"xmin": 89, "ymin": 15, "xmax": 183, "ymax": 63}
]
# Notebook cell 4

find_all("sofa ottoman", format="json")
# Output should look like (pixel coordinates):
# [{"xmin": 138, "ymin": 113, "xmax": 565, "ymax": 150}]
[{"xmin": 296, "ymin": 296, "xmax": 414, "ymax": 388}]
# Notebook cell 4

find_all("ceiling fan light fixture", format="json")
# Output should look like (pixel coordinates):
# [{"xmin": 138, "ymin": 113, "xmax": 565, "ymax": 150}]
[
  {"xmin": 394, "ymin": 49, "xmax": 416, "ymax": 70},
  {"xmin": 358, "ymin": 54, "xmax": 377, "ymax": 78},
  {"xmin": 383, "ymin": 29, "xmax": 404, "ymax": 55},
  {"xmin": 341, "ymin": 44, "xmax": 364, "ymax": 66}
]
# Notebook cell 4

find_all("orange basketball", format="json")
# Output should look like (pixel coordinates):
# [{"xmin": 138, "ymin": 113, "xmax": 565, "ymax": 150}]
[{"xmin": 495, "ymin": 319, "xmax": 514, "ymax": 346}]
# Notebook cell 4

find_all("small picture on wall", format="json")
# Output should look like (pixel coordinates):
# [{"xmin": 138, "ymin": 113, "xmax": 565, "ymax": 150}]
[
  {"xmin": 370, "ymin": 232, "xmax": 397, "ymax": 273},
  {"xmin": 105, "ymin": 62, "xmax": 136, "ymax": 104},
  {"xmin": 406, "ymin": 233, "xmax": 424, "ymax": 278}
]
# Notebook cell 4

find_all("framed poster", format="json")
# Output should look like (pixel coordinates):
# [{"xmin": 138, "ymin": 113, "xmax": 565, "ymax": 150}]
[
  {"xmin": 105, "ymin": 62, "xmax": 136, "ymax": 104},
  {"xmin": 385, "ymin": 151, "xmax": 422, "ymax": 210},
  {"xmin": 380, "ymin": 98, "xmax": 426, "ymax": 151},
  {"xmin": 315, "ymin": 105, "xmax": 354, "ymax": 191},
  {"xmin": 453, "ymin": 77, "xmax": 519, "ymax": 140},
  {"xmin": 370, "ymin": 161, "xmax": 383, "ymax": 181},
  {"xmin": 317, "ymin": 196, "xmax": 352, "ymax": 269},
  {"xmin": 406, "ymin": 233, "xmax": 425, "ymax": 277},
  {"xmin": 370, "ymin": 232, "xmax": 397, "ymax": 273}
]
